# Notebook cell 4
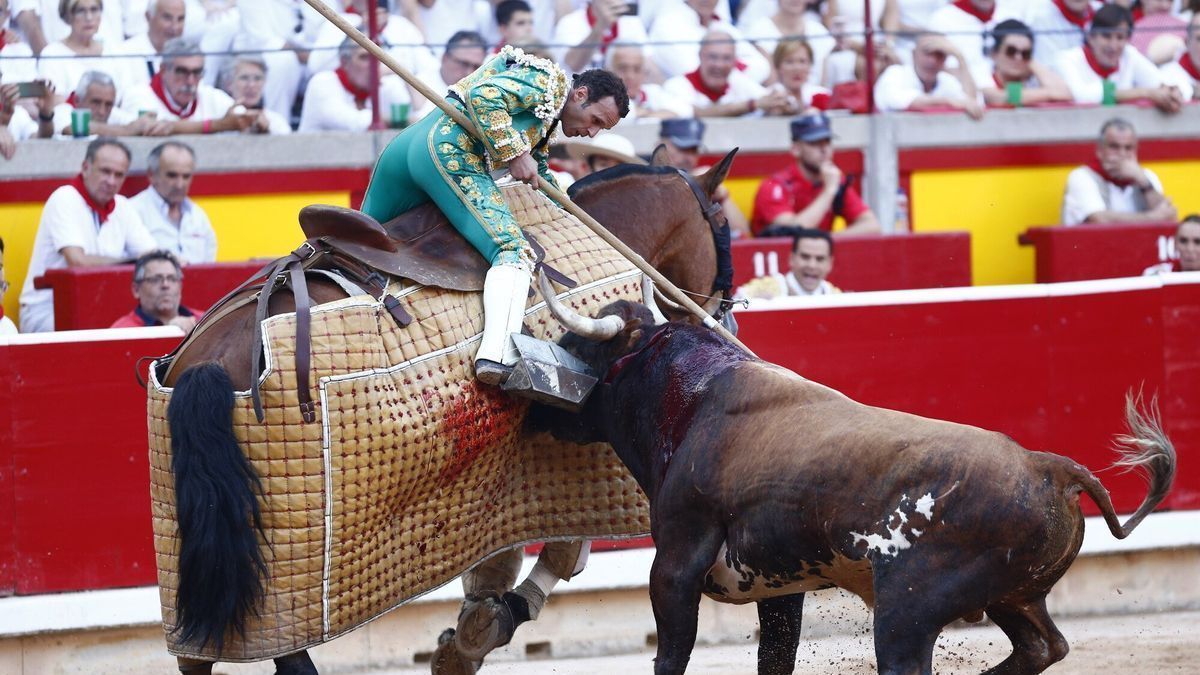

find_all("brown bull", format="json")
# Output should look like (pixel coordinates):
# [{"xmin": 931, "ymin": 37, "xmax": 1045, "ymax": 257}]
[{"xmin": 528, "ymin": 290, "xmax": 1176, "ymax": 675}]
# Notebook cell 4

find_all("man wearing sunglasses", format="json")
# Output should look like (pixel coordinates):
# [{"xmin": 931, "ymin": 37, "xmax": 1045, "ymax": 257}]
[
  {"xmin": 123, "ymin": 37, "xmax": 259, "ymax": 134},
  {"xmin": 1052, "ymin": 3, "xmax": 1183, "ymax": 113},
  {"xmin": 980, "ymin": 19, "xmax": 1071, "ymax": 107},
  {"xmin": 109, "ymin": 250, "xmax": 204, "ymax": 329}
]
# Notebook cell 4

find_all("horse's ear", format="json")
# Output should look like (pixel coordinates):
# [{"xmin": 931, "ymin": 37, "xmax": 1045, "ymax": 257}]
[
  {"xmin": 649, "ymin": 144, "xmax": 672, "ymax": 167},
  {"xmin": 702, "ymin": 148, "xmax": 738, "ymax": 197}
]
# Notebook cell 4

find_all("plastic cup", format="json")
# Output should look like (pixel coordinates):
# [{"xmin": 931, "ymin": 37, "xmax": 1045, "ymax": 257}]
[
  {"xmin": 1005, "ymin": 81, "xmax": 1023, "ymax": 107},
  {"xmin": 70, "ymin": 108, "xmax": 91, "ymax": 138},
  {"xmin": 390, "ymin": 103, "xmax": 410, "ymax": 129},
  {"xmin": 1102, "ymin": 80, "xmax": 1117, "ymax": 106}
]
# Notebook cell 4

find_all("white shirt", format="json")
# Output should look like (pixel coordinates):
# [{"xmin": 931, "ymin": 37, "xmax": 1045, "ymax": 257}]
[
  {"xmin": 873, "ymin": 63, "xmax": 966, "ymax": 111},
  {"xmin": 1053, "ymin": 44, "xmax": 1163, "ymax": 104},
  {"xmin": 411, "ymin": 66, "xmax": 450, "ymax": 119},
  {"xmin": 12, "ymin": 0, "xmax": 125, "ymax": 46},
  {"xmin": 621, "ymin": 82, "xmax": 694, "ymax": 123},
  {"xmin": 419, "ymin": 0, "xmax": 491, "ymax": 55},
  {"xmin": 900, "ymin": 0, "xmax": 949, "ymax": 30},
  {"xmin": 298, "ymin": 70, "xmax": 411, "ymax": 133},
  {"xmin": 785, "ymin": 273, "xmax": 839, "ymax": 296},
  {"xmin": 257, "ymin": 108, "xmax": 294, "ymax": 135},
  {"xmin": 0, "ymin": 41, "xmax": 39, "ymax": 84},
  {"xmin": 123, "ymin": 82, "xmax": 235, "ymax": 122},
  {"xmin": 648, "ymin": 7, "xmax": 771, "ymax": 84},
  {"xmin": 130, "ymin": 187, "xmax": 218, "ymax": 264},
  {"xmin": 6, "ymin": 105, "xmax": 40, "ymax": 141},
  {"xmin": 0, "ymin": 316, "xmax": 17, "ymax": 336},
  {"xmin": 927, "ymin": 2, "xmax": 1016, "ymax": 83},
  {"xmin": 552, "ymin": 10, "xmax": 650, "ymax": 74},
  {"xmin": 309, "ymin": 11, "xmax": 438, "ymax": 77},
  {"xmin": 113, "ymin": 33, "xmax": 162, "ymax": 92},
  {"xmin": 1024, "ymin": 1, "xmax": 1099, "ymax": 65},
  {"xmin": 37, "ymin": 41, "xmax": 131, "ymax": 102},
  {"xmin": 741, "ymin": 15, "xmax": 834, "ymax": 87},
  {"xmin": 18, "ymin": 186, "xmax": 155, "ymax": 333},
  {"xmin": 767, "ymin": 81, "xmax": 832, "ymax": 109},
  {"xmin": 237, "ymin": 0, "xmax": 324, "ymax": 50},
  {"xmin": 663, "ymin": 69, "xmax": 766, "ymax": 114},
  {"xmin": 1159, "ymin": 58, "xmax": 1198, "ymax": 101},
  {"xmin": 1061, "ymin": 165, "xmax": 1165, "ymax": 226}
]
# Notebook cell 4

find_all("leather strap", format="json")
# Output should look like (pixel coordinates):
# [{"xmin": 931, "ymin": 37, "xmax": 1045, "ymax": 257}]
[
  {"xmin": 289, "ymin": 259, "xmax": 315, "ymax": 423},
  {"xmin": 674, "ymin": 169, "xmax": 736, "ymax": 321}
]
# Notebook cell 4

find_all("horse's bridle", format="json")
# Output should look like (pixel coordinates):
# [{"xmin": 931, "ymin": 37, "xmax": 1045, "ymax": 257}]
[{"xmin": 673, "ymin": 168, "xmax": 738, "ymax": 328}]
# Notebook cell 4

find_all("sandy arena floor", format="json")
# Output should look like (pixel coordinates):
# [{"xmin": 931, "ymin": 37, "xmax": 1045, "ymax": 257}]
[{"xmin": 373, "ymin": 610, "xmax": 1200, "ymax": 674}]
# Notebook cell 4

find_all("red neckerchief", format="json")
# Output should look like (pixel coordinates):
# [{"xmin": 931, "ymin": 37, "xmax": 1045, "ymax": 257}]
[
  {"xmin": 492, "ymin": 42, "xmax": 505, "ymax": 54},
  {"xmin": 810, "ymin": 91, "xmax": 831, "ymax": 110},
  {"xmin": 1052, "ymin": 0, "xmax": 1092, "ymax": 27},
  {"xmin": 69, "ymin": 174, "xmax": 116, "ymax": 223},
  {"xmin": 66, "ymin": 92, "xmax": 78, "ymax": 107},
  {"xmin": 0, "ymin": 33, "xmax": 6, "ymax": 50},
  {"xmin": 1180, "ymin": 51, "xmax": 1200, "ymax": 81},
  {"xmin": 1087, "ymin": 158, "xmax": 1137, "ymax": 188},
  {"xmin": 150, "ymin": 72, "xmax": 197, "ymax": 118},
  {"xmin": 1083, "ymin": 43, "xmax": 1118, "ymax": 78},
  {"xmin": 636, "ymin": 89, "xmax": 647, "ymax": 105},
  {"xmin": 993, "ymin": 71, "xmax": 1006, "ymax": 88},
  {"xmin": 684, "ymin": 69, "xmax": 728, "ymax": 102},
  {"xmin": 585, "ymin": 6, "xmax": 620, "ymax": 53},
  {"xmin": 335, "ymin": 67, "xmax": 370, "ymax": 107},
  {"xmin": 952, "ymin": 0, "xmax": 994, "ymax": 23},
  {"xmin": 1132, "ymin": 6, "xmax": 1144, "ymax": 21}
]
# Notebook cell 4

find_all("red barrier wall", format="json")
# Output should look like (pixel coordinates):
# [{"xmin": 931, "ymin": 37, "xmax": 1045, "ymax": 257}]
[
  {"xmin": 1020, "ymin": 223, "xmax": 1179, "ymax": 283},
  {"xmin": 1, "ymin": 277, "xmax": 1195, "ymax": 596},
  {"xmin": 731, "ymin": 232, "xmax": 972, "ymax": 290}
]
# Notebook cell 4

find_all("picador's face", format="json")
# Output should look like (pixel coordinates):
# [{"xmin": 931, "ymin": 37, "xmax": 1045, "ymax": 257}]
[{"xmin": 560, "ymin": 87, "xmax": 620, "ymax": 138}]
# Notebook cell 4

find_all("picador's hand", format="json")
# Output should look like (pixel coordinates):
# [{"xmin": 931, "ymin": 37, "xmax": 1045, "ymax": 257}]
[{"xmin": 508, "ymin": 151, "xmax": 539, "ymax": 188}]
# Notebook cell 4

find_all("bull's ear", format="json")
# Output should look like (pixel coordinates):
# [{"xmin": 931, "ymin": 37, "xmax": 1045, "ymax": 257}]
[
  {"xmin": 702, "ymin": 148, "xmax": 738, "ymax": 197},
  {"xmin": 649, "ymin": 144, "xmax": 671, "ymax": 167},
  {"xmin": 623, "ymin": 326, "xmax": 644, "ymax": 352}
]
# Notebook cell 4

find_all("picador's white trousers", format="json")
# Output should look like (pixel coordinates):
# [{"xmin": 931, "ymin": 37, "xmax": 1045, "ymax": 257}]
[{"xmin": 474, "ymin": 264, "xmax": 531, "ymax": 369}]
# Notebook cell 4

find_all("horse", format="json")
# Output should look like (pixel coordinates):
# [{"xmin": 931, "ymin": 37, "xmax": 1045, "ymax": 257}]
[{"xmin": 161, "ymin": 149, "xmax": 738, "ymax": 675}]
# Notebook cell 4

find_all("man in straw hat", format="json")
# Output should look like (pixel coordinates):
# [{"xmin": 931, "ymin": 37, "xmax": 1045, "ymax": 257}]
[
  {"xmin": 360, "ymin": 45, "xmax": 630, "ymax": 386},
  {"xmin": 561, "ymin": 130, "xmax": 644, "ymax": 176}
]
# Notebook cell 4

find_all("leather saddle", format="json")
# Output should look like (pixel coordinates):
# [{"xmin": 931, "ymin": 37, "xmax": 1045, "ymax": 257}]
[{"xmin": 298, "ymin": 204, "xmax": 490, "ymax": 292}]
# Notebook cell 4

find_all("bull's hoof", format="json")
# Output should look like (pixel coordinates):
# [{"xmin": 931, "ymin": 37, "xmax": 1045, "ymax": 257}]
[
  {"xmin": 431, "ymin": 629, "xmax": 480, "ymax": 675},
  {"xmin": 454, "ymin": 592, "xmax": 516, "ymax": 661},
  {"xmin": 474, "ymin": 359, "xmax": 513, "ymax": 386}
]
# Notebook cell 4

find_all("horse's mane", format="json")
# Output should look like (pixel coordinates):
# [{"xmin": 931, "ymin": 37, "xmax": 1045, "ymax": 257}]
[{"xmin": 566, "ymin": 164, "xmax": 679, "ymax": 199}]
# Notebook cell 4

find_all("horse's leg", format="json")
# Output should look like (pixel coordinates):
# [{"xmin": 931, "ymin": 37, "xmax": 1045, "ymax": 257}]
[
  {"xmin": 176, "ymin": 657, "xmax": 214, "ymax": 674},
  {"xmin": 451, "ymin": 540, "xmax": 590, "ymax": 661},
  {"xmin": 757, "ymin": 593, "xmax": 805, "ymax": 675},
  {"xmin": 273, "ymin": 650, "xmax": 318, "ymax": 675},
  {"xmin": 430, "ymin": 547, "xmax": 524, "ymax": 674}
]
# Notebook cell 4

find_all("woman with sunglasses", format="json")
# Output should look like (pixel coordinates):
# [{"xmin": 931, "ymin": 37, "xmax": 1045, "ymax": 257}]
[
  {"xmin": 980, "ymin": 19, "xmax": 1072, "ymax": 108},
  {"xmin": 36, "ymin": 0, "xmax": 130, "ymax": 104}
]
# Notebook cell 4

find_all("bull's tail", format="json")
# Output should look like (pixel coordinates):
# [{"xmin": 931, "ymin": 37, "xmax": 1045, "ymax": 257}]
[
  {"xmin": 1070, "ymin": 392, "xmax": 1176, "ymax": 540},
  {"xmin": 167, "ymin": 362, "xmax": 267, "ymax": 652}
]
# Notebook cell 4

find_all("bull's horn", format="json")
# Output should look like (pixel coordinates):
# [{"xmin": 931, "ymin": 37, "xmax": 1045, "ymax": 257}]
[
  {"xmin": 538, "ymin": 272, "xmax": 625, "ymax": 340},
  {"xmin": 653, "ymin": 286, "xmax": 685, "ymax": 312},
  {"xmin": 641, "ymin": 275, "xmax": 669, "ymax": 325}
]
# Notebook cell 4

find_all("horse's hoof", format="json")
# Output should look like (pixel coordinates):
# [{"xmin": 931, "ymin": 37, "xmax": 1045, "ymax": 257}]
[
  {"xmin": 474, "ymin": 360, "xmax": 513, "ymax": 386},
  {"xmin": 454, "ymin": 593, "xmax": 516, "ymax": 661},
  {"xmin": 431, "ymin": 629, "xmax": 480, "ymax": 675},
  {"xmin": 272, "ymin": 649, "xmax": 317, "ymax": 675}
]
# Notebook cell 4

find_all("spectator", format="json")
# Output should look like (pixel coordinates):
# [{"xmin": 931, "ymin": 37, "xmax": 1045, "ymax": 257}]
[
  {"xmin": 1144, "ymin": 215, "xmax": 1200, "ymax": 274},
  {"xmin": 874, "ymin": 32, "xmax": 984, "ymax": 119},
  {"xmin": 1024, "ymin": 0, "xmax": 1095, "ymax": 66},
  {"xmin": 116, "ymin": 0, "xmax": 186, "ymax": 91},
  {"xmin": 124, "ymin": 37, "xmax": 259, "ymax": 134},
  {"xmin": 11, "ymin": 0, "xmax": 125, "ymax": 56},
  {"xmin": 309, "ymin": 0, "xmax": 437, "ymax": 77},
  {"xmin": 751, "ymin": 113, "xmax": 879, "ymax": 237},
  {"xmin": 1132, "ymin": 0, "xmax": 1187, "ymax": 62},
  {"xmin": 411, "ymin": 30, "xmax": 486, "ymax": 119},
  {"xmin": 36, "ymin": 0, "xmax": 130, "ymax": 102},
  {"xmin": 218, "ymin": 55, "xmax": 292, "ymax": 135},
  {"xmin": 18, "ymin": 138, "xmax": 156, "ymax": 333},
  {"xmin": 742, "ymin": 0, "xmax": 834, "ymax": 86},
  {"xmin": 0, "ymin": 0, "xmax": 39, "ymax": 83},
  {"xmin": 649, "ymin": 0, "xmax": 771, "ymax": 84},
  {"xmin": 298, "ymin": 37, "xmax": 411, "ymax": 132},
  {"xmin": 553, "ymin": 0, "xmax": 650, "ymax": 74},
  {"xmin": 1053, "ymin": 4, "xmax": 1183, "ymax": 113},
  {"xmin": 232, "ymin": 0, "xmax": 324, "ymax": 119},
  {"xmin": 110, "ymin": 249, "xmax": 203, "ymax": 330},
  {"xmin": 495, "ymin": 0, "xmax": 535, "ymax": 51},
  {"xmin": 822, "ymin": 0, "xmax": 901, "ymax": 77},
  {"xmin": 980, "ymin": 19, "xmax": 1073, "ymax": 106},
  {"xmin": 0, "ymin": 235, "xmax": 15, "ymax": 335},
  {"xmin": 769, "ymin": 40, "xmax": 833, "ymax": 112},
  {"xmin": 130, "ymin": 141, "xmax": 216, "ymax": 264},
  {"xmin": 606, "ymin": 41, "xmax": 691, "ymax": 121},
  {"xmin": 736, "ymin": 228, "xmax": 841, "ymax": 299},
  {"xmin": 48, "ymin": 70, "xmax": 168, "ymax": 138},
  {"xmin": 418, "ymin": 0, "xmax": 491, "ymax": 54},
  {"xmin": 1159, "ymin": 13, "xmax": 1200, "ymax": 99},
  {"xmin": 663, "ymin": 30, "xmax": 788, "ymax": 117},
  {"xmin": 927, "ymin": 0, "xmax": 1012, "ymax": 84},
  {"xmin": 0, "ymin": 73, "xmax": 54, "ymax": 153},
  {"xmin": 658, "ymin": 117, "xmax": 752, "ymax": 237},
  {"xmin": 1061, "ymin": 117, "xmax": 1177, "ymax": 226},
  {"xmin": 564, "ymin": 131, "xmax": 644, "ymax": 175}
]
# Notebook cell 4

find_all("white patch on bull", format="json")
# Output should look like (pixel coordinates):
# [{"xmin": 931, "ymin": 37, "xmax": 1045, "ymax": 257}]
[{"xmin": 850, "ymin": 492, "xmax": 938, "ymax": 558}]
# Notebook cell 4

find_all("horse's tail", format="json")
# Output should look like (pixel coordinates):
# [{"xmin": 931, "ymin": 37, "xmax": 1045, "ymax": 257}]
[
  {"xmin": 1066, "ymin": 392, "xmax": 1176, "ymax": 539},
  {"xmin": 167, "ymin": 361, "xmax": 267, "ymax": 652}
]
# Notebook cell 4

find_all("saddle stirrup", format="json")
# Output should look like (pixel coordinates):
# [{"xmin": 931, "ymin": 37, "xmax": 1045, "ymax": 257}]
[{"xmin": 474, "ymin": 265, "xmax": 532, "ymax": 385}]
